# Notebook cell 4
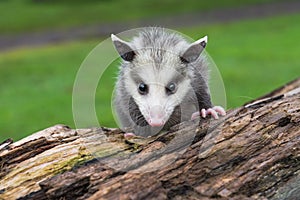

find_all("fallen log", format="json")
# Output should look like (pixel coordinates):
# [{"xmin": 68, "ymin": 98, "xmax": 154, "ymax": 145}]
[{"xmin": 0, "ymin": 78, "xmax": 299, "ymax": 200}]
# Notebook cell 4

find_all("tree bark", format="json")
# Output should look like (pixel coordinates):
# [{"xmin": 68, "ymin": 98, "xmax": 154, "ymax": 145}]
[{"xmin": 0, "ymin": 78, "xmax": 299, "ymax": 200}]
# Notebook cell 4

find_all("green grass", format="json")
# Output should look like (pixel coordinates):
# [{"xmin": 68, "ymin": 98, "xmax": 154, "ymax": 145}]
[
  {"xmin": 0, "ymin": 0, "xmax": 284, "ymax": 34},
  {"xmin": 0, "ymin": 42, "xmax": 97, "ymax": 141},
  {"xmin": 1, "ymin": 13, "xmax": 300, "ymax": 142}
]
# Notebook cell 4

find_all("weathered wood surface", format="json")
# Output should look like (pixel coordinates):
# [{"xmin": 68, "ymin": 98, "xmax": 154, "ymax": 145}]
[{"xmin": 0, "ymin": 78, "xmax": 299, "ymax": 200}]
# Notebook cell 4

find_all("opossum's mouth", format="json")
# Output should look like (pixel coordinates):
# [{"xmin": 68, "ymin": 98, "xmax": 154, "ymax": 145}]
[
  {"xmin": 145, "ymin": 105, "xmax": 181, "ymax": 128},
  {"xmin": 129, "ymin": 97, "xmax": 179, "ymax": 128},
  {"xmin": 129, "ymin": 97, "xmax": 167, "ymax": 127},
  {"xmin": 146, "ymin": 118, "xmax": 166, "ymax": 127},
  {"xmin": 145, "ymin": 105, "xmax": 169, "ymax": 127}
]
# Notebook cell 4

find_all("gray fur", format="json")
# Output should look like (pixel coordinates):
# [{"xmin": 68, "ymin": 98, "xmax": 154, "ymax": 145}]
[{"xmin": 112, "ymin": 27, "xmax": 212, "ymax": 137}]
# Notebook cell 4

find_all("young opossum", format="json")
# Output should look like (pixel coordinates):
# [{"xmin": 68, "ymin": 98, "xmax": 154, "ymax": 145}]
[{"xmin": 112, "ymin": 27, "xmax": 225, "ymax": 137}]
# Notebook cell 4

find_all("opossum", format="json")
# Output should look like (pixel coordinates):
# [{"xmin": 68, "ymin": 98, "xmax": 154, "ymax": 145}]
[{"xmin": 112, "ymin": 27, "xmax": 225, "ymax": 137}]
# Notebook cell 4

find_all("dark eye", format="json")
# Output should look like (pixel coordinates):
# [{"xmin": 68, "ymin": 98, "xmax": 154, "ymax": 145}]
[
  {"xmin": 166, "ymin": 82, "xmax": 177, "ymax": 95},
  {"xmin": 138, "ymin": 83, "xmax": 148, "ymax": 95}
]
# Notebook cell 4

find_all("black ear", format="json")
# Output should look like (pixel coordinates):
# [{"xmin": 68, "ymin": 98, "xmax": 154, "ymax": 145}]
[
  {"xmin": 180, "ymin": 35, "xmax": 207, "ymax": 64},
  {"xmin": 111, "ymin": 34, "xmax": 135, "ymax": 62}
]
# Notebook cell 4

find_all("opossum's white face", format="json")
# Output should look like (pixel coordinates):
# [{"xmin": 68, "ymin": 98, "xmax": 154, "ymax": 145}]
[
  {"xmin": 125, "ymin": 52, "xmax": 192, "ymax": 127},
  {"xmin": 112, "ymin": 32, "xmax": 207, "ymax": 127}
]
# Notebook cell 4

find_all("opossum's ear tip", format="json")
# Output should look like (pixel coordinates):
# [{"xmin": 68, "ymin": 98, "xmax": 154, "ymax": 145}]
[
  {"xmin": 203, "ymin": 35, "xmax": 208, "ymax": 43},
  {"xmin": 111, "ymin": 34, "xmax": 135, "ymax": 62},
  {"xmin": 202, "ymin": 35, "xmax": 208, "ymax": 47},
  {"xmin": 195, "ymin": 35, "xmax": 208, "ymax": 48},
  {"xmin": 111, "ymin": 34, "xmax": 119, "ymax": 42},
  {"xmin": 200, "ymin": 35, "xmax": 208, "ymax": 47}
]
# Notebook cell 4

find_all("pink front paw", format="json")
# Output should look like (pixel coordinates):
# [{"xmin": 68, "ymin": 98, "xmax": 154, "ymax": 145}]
[
  {"xmin": 191, "ymin": 106, "xmax": 226, "ymax": 120},
  {"xmin": 124, "ymin": 132, "xmax": 136, "ymax": 138}
]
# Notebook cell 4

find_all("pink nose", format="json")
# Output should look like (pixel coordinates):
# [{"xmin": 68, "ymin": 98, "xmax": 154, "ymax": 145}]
[
  {"xmin": 148, "ymin": 118, "xmax": 165, "ymax": 127},
  {"xmin": 148, "ymin": 106, "xmax": 166, "ymax": 127}
]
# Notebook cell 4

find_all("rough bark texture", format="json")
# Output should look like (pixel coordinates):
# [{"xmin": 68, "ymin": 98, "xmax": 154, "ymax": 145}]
[{"xmin": 0, "ymin": 78, "xmax": 299, "ymax": 200}]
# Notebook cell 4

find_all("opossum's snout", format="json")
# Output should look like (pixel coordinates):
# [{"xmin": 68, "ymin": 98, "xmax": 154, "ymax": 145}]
[{"xmin": 146, "ymin": 105, "xmax": 167, "ymax": 127}]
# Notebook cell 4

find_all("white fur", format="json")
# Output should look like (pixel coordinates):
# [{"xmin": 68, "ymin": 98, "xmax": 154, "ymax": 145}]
[
  {"xmin": 113, "ymin": 28, "xmax": 215, "ymax": 135},
  {"xmin": 124, "ymin": 52, "xmax": 192, "ymax": 123}
]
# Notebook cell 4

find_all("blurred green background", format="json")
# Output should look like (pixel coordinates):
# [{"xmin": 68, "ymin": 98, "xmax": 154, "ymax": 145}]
[{"xmin": 0, "ymin": 0, "xmax": 299, "ymax": 142}]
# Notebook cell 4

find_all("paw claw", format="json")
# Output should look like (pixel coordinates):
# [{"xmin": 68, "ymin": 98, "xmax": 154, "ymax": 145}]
[
  {"xmin": 191, "ymin": 106, "xmax": 226, "ymax": 120},
  {"xmin": 207, "ymin": 108, "xmax": 219, "ymax": 119},
  {"xmin": 201, "ymin": 108, "xmax": 207, "ymax": 118},
  {"xmin": 212, "ymin": 106, "xmax": 226, "ymax": 116}
]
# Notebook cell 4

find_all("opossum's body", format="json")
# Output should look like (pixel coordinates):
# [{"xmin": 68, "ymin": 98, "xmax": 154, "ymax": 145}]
[{"xmin": 112, "ymin": 27, "xmax": 224, "ymax": 137}]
